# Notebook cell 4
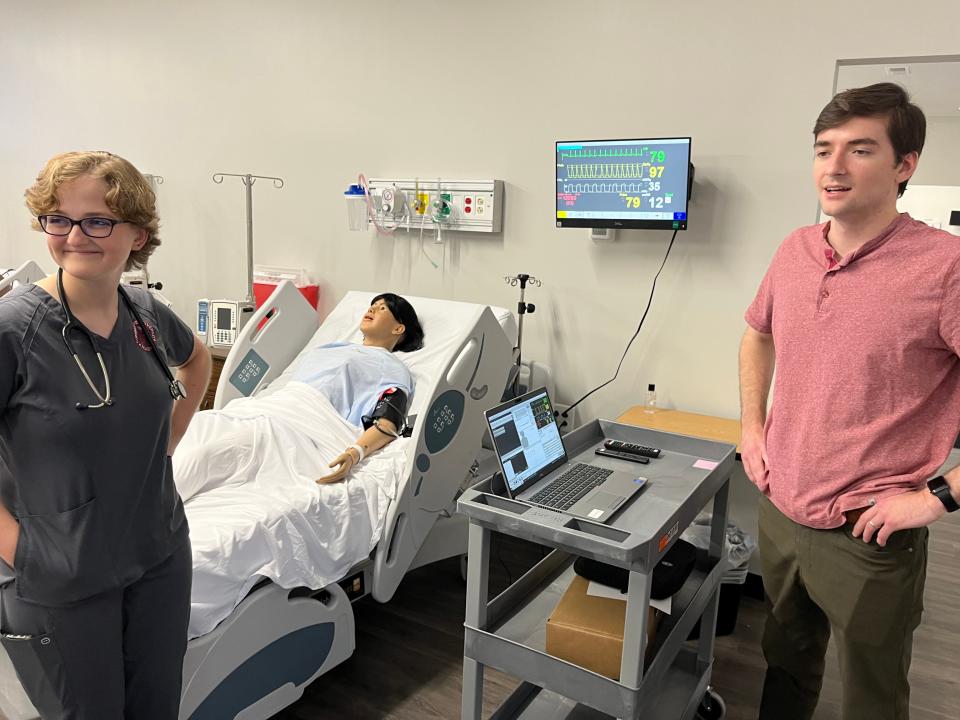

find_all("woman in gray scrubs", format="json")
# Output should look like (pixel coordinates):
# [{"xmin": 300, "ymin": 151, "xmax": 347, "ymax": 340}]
[{"xmin": 0, "ymin": 151, "xmax": 211, "ymax": 719}]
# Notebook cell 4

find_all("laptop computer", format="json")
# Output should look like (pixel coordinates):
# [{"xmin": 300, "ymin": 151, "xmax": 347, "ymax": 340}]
[{"xmin": 484, "ymin": 387, "xmax": 646, "ymax": 523}]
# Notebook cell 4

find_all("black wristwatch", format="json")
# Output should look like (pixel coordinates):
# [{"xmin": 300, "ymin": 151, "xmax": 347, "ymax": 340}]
[{"xmin": 928, "ymin": 476, "xmax": 960, "ymax": 513}]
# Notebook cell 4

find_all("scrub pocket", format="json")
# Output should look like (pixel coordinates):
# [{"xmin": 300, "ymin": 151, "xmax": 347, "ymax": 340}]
[
  {"xmin": 15, "ymin": 497, "xmax": 106, "ymax": 605},
  {"xmin": 0, "ymin": 590, "xmax": 73, "ymax": 716}
]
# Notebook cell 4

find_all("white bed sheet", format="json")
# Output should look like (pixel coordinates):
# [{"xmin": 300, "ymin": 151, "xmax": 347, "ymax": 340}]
[
  {"xmin": 179, "ymin": 383, "xmax": 405, "ymax": 638},
  {"xmin": 180, "ymin": 292, "xmax": 516, "ymax": 638}
]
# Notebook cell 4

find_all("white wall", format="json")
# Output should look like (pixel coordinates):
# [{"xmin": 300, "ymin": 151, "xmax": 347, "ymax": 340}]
[
  {"xmin": 912, "ymin": 117, "xmax": 960, "ymax": 187},
  {"xmin": 2, "ymin": 0, "xmax": 958, "ymax": 423},
  {"xmin": 898, "ymin": 185, "xmax": 960, "ymax": 235}
]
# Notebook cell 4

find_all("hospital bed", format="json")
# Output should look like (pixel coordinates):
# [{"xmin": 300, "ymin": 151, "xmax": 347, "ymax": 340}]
[
  {"xmin": 0, "ymin": 261, "xmax": 46, "ymax": 298},
  {"xmin": 181, "ymin": 283, "xmax": 516, "ymax": 719},
  {"xmin": 0, "ymin": 279, "xmax": 517, "ymax": 720}
]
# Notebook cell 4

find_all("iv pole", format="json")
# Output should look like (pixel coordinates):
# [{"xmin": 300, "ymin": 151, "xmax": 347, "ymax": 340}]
[
  {"xmin": 504, "ymin": 273, "xmax": 541, "ymax": 396},
  {"xmin": 212, "ymin": 172, "xmax": 285, "ymax": 303}
]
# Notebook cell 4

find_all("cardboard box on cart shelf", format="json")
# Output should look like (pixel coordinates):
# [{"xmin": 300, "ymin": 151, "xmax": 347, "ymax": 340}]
[{"xmin": 545, "ymin": 575, "xmax": 658, "ymax": 680}]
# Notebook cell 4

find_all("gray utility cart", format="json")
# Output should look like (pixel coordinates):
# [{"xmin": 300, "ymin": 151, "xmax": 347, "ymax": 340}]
[{"xmin": 457, "ymin": 419, "xmax": 736, "ymax": 720}]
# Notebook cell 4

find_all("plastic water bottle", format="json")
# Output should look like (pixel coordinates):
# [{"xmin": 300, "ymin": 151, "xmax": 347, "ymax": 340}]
[{"xmin": 644, "ymin": 383, "xmax": 657, "ymax": 414}]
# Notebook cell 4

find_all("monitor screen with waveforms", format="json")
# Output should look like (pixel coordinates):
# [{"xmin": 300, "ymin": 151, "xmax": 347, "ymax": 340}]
[{"xmin": 556, "ymin": 137, "xmax": 692, "ymax": 230}]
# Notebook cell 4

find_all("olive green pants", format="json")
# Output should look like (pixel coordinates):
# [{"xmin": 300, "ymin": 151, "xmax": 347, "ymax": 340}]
[{"xmin": 757, "ymin": 494, "xmax": 928, "ymax": 720}]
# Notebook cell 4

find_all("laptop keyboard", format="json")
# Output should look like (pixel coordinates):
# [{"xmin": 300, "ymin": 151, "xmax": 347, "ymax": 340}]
[{"xmin": 529, "ymin": 464, "xmax": 613, "ymax": 511}]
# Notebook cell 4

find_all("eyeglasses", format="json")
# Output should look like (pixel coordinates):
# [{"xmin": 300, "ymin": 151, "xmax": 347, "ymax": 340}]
[{"xmin": 38, "ymin": 214, "xmax": 133, "ymax": 239}]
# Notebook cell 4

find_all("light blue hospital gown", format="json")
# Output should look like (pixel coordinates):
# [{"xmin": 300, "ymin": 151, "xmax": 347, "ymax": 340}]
[
  {"xmin": 174, "ymin": 341, "xmax": 414, "ymax": 503},
  {"xmin": 290, "ymin": 342, "xmax": 414, "ymax": 427}
]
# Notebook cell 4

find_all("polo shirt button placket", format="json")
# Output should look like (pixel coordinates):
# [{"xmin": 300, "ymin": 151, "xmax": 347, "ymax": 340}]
[{"xmin": 817, "ymin": 281, "xmax": 831, "ymax": 312}]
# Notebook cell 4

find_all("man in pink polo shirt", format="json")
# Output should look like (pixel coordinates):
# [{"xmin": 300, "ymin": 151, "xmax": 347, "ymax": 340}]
[{"xmin": 741, "ymin": 82, "xmax": 960, "ymax": 720}]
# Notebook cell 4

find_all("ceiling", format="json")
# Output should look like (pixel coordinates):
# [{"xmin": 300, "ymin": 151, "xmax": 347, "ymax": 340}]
[{"xmin": 837, "ymin": 59, "xmax": 960, "ymax": 118}]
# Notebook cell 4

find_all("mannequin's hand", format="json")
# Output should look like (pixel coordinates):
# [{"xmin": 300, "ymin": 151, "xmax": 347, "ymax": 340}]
[{"xmin": 316, "ymin": 449, "xmax": 358, "ymax": 484}]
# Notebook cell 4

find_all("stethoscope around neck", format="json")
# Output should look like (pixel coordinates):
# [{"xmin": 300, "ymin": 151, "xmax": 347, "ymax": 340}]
[{"xmin": 57, "ymin": 268, "xmax": 187, "ymax": 410}]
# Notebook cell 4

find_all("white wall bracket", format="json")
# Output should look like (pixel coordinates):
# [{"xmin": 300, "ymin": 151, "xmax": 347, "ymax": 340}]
[
  {"xmin": 366, "ymin": 178, "xmax": 503, "ymax": 233},
  {"xmin": 590, "ymin": 227, "xmax": 617, "ymax": 243}
]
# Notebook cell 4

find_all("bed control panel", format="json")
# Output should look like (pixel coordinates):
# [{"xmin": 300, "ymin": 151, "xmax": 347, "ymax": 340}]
[
  {"xmin": 227, "ymin": 349, "xmax": 270, "ymax": 397},
  {"xmin": 424, "ymin": 389, "xmax": 465, "ymax": 453}
]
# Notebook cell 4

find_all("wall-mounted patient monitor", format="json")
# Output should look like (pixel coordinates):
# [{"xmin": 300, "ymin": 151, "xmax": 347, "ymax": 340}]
[{"xmin": 556, "ymin": 137, "xmax": 693, "ymax": 231}]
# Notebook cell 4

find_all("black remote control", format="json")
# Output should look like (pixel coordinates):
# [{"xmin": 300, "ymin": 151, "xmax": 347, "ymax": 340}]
[
  {"xmin": 595, "ymin": 448, "xmax": 650, "ymax": 464},
  {"xmin": 603, "ymin": 439, "xmax": 662, "ymax": 458}
]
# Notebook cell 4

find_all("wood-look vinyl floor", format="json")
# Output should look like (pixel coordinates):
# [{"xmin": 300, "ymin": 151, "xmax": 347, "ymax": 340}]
[{"xmin": 276, "ymin": 515, "xmax": 960, "ymax": 720}]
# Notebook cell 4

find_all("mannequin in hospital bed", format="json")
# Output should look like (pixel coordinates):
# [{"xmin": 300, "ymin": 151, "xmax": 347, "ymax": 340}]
[{"xmin": 172, "ymin": 293, "xmax": 424, "ymax": 500}]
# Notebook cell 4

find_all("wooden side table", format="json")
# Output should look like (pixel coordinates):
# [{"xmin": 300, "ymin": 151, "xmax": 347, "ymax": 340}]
[
  {"xmin": 617, "ymin": 407, "xmax": 762, "ymax": 579},
  {"xmin": 200, "ymin": 346, "xmax": 230, "ymax": 411},
  {"xmin": 616, "ymin": 407, "xmax": 741, "ymax": 452}
]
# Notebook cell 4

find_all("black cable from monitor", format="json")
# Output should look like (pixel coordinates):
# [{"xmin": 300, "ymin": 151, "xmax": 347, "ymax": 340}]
[{"xmin": 558, "ymin": 227, "xmax": 680, "ymax": 427}]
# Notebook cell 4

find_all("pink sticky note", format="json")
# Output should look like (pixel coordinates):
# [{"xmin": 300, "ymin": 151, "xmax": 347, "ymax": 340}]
[{"xmin": 693, "ymin": 459, "xmax": 719, "ymax": 470}]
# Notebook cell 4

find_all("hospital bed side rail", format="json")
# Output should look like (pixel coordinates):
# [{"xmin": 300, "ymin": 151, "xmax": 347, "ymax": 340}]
[
  {"xmin": 213, "ymin": 280, "xmax": 319, "ymax": 409},
  {"xmin": 0, "ymin": 261, "xmax": 47, "ymax": 297},
  {"xmin": 370, "ymin": 306, "xmax": 514, "ymax": 603}
]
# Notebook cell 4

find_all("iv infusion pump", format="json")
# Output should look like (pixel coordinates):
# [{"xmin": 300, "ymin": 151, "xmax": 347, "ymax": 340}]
[{"xmin": 198, "ymin": 298, "xmax": 255, "ymax": 348}]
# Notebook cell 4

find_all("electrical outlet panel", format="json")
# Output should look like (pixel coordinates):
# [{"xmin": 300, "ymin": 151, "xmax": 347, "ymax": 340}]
[{"xmin": 366, "ymin": 178, "xmax": 503, "ymax": 233}]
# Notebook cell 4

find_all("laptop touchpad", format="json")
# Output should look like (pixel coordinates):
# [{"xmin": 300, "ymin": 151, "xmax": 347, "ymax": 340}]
[{"xmin": 591, "ymin": 491, "xmax": 624, "ymax": 509}]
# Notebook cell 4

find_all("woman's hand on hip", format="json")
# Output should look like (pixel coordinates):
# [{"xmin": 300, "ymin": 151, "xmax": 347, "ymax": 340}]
[{"xmin": 0, "ymin": 521, "xmax": 19, "ymax": 568}]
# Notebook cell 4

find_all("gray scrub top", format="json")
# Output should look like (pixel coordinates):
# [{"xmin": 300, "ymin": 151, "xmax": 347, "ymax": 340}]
[{"xmin": 0, "ymin": 284, "xmax": 194, "ymax": 606}]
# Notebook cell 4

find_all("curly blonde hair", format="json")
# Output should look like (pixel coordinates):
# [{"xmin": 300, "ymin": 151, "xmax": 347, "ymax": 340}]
[{"xmin": 25, "ymin": 151, "xmax": 161, "ymax": 270}]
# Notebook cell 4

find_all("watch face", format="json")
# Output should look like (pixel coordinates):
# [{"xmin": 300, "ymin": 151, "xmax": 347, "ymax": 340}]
[{"xmin": 929, "ymin": 477, "xmax": 959, "ymax": 512}]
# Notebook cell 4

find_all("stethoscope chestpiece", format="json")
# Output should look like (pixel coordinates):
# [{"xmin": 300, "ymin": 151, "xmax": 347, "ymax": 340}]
[{"xmin": 169, "ymin": 379, "xmax": 187, "ymax": 401}]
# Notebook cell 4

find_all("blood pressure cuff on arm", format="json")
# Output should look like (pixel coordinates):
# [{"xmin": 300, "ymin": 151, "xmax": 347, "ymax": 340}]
[{"xmin": 362, "ymin": 387, "xmax": 412, "ymax": 437}]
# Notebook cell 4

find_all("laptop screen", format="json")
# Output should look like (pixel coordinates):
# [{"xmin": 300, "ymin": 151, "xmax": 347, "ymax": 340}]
[{"xmin": 486, "ymin": 388, "xmax": 567, "ymax": 496}]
